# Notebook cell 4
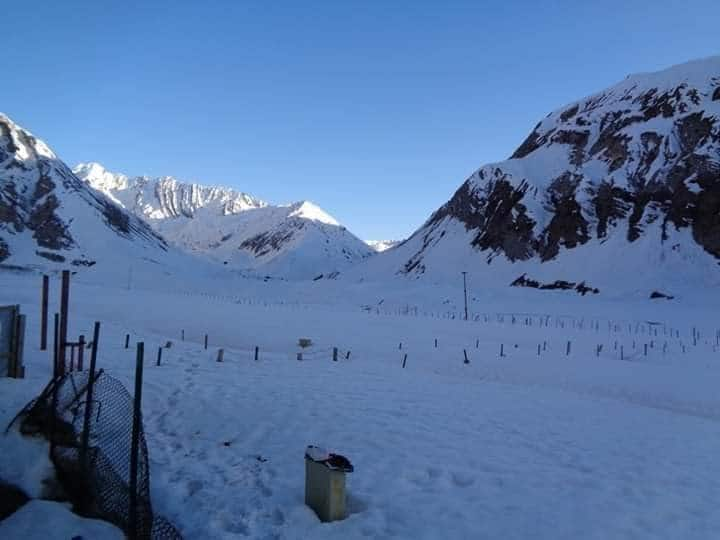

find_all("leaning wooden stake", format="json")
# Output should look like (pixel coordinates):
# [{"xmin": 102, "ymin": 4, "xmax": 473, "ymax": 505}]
[{"xmin": 402, "ymin": 354, "xmax": 408, "ymax": 368}]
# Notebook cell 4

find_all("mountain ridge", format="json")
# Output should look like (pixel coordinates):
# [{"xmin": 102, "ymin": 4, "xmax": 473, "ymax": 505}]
[{"xmin": 74, "ymin": 162, "xmax": 373, "ymax": 279}]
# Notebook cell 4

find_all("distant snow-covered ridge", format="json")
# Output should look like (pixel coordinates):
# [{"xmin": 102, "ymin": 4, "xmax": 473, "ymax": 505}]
[
  {"xmin": 365, "ymin": 240, "xmax": 401, "ymax": 252},
  {"xmin": 74, "ymin": 162, "xmax": 374, "ymax": 280}
]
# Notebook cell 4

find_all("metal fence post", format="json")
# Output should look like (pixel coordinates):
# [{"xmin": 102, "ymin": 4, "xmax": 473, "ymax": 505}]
[
  {"xmin": 80, "ymin": 322, "xmax": 100, "ymax": 481},
  {"xmin": 129, "ymin": 342, "xmax": 145, "ymax": 539}
]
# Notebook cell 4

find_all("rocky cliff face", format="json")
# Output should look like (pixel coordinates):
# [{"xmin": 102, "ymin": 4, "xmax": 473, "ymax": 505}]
[
  {"xmin": 0, "ymin": 115, "xmax": 166, "ymax": 268},
  {"xmin": 389, "ymin": 56, "xmax": 720, "ymax": 290}
]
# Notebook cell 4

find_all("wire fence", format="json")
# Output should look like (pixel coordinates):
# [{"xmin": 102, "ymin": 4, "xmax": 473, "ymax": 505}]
[{"xmin": 8, "ymin": 370, "xmax": 182, "ymax": 539}]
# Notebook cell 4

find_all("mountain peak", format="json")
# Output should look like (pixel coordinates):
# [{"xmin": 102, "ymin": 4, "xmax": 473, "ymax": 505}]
[{"xmin": 287, "ymin": 200, "xmax": 339, "ymax": 226}]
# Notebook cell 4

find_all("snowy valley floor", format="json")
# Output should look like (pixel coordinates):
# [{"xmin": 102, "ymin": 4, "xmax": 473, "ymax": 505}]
[{"xmin": 1, "ymin": 271, "xmax": 720, "ymax": 539}]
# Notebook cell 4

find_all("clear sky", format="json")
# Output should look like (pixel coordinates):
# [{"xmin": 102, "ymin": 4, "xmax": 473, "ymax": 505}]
[{"xmin": 3, "ymin": 1, "xmax": 719, "ymax": 240}]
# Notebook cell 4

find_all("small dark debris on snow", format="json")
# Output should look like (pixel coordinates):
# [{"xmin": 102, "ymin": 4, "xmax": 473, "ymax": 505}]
[
  {"xmin": 650, "ymin": 291, "xmax": 674, "ymax": 300},
  {"xmin": 510, "ymin": 274, "xmax": 599, "ymax": 295}
]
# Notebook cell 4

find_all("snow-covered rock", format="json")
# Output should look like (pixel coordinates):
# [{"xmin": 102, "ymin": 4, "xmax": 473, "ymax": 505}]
[
  {"xmin": 360, "ymin": 56, "xmax": 720, "ymax": 294},
  {"xmin": 365, "ymin": 240, "xmax": 400, "ymax": 253},
  {"xmin": 74, "ymin": 163, "xmax": 374, "ymax": 280}
]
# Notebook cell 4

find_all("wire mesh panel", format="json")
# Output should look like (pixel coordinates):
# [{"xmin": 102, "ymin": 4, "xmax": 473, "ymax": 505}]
[{"xmin": 9, "ymin": 371, "xmax": 182, "ymax": 540}]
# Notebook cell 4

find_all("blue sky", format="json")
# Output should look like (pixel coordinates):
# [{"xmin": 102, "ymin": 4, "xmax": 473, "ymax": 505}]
[{"xmin": 3, "ymin": 1, "xmax": 719, "ymax": 240}]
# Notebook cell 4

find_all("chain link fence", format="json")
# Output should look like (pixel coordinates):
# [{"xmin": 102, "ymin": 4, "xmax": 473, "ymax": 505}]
[{"xmin": 8, "ymin": 370, "xmax": 182, "ymax": 539}]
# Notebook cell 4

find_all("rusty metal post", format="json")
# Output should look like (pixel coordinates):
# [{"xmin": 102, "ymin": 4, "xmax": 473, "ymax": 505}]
[{"xmin": 129, "ymin": 342, "xmax": 145, "ymax": 538}]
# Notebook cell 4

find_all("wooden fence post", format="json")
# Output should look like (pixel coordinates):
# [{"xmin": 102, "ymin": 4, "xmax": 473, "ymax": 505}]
[
  {"xmin": 53, "ymin": 313, "xmax": 60, "ymax": 377},
  {"xmin": 59, "ymin": 270, "xmax": 70, "ymax": 376},
  {"xmin": 40, "ymin": 275, "xmax": 49, "ymax": 350},
  {"xmin": 77, "ymin": 335, "xmax": 85, "ymax": 371}
]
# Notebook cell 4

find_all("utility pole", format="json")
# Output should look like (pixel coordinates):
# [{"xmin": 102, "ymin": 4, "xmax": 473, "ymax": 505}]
[{"xmin": 462, "ymin": 271, "xmax": 468, "ymax": 321}]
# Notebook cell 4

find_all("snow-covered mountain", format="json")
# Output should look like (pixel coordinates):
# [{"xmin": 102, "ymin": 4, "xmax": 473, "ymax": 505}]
[
  {"xmin": 74, "ymin": 163, "xmax": 373, "ymax": 279},
  {"xmin": 360, "ymin": 56, "xmax": 720, "ymax": 295},
  {"xmin": 0, "ymin": 113, "xmax": 187, "ymax": 278},
  {"xmin": 365, "ymin": 240, "xmax": 400, "ymax": 253}
]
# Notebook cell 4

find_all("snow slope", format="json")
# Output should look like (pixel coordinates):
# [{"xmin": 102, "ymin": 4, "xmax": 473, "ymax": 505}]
[
  {"xmin": 74, "ymin": 163, "xmax": 374, "ymax": 280},
  {"xmin": 358, "ymin": 56, "xmax": 720, "ymax": 295}
]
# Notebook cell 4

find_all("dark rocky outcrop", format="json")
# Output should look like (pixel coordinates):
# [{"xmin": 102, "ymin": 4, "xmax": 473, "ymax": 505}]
[
  {"xmin": 240, "ymin": 229, "xmax": 296, "ymax": 257},
  {"xmin": 539, "ymin": 173, "xmax": 590, "ymax": 261},
  {"xmin": 511, "ymin": 274, "xmax": 599, "ymax": 295},
  {"xmin": 0, "ymin": 481, "xmax": 29, "ymax": 520},
  {"xmin": 36, "ymin": 250, "xmax": 66, "ymax": 262}
]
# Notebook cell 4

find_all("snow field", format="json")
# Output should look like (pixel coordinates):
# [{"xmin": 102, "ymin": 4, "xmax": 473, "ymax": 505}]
[{"xmin": 1, "ymin": 272, "xmax": 720, "ymax": 539}]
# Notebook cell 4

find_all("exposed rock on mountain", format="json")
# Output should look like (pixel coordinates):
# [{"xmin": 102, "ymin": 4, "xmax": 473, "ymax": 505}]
[
  {"xmin": 0, "ymin": 114, "xmax": 168, "ymax": 270},
  {"xmin": 361, "ymin": 56, "xmax": 720, "ymax": 293}
]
